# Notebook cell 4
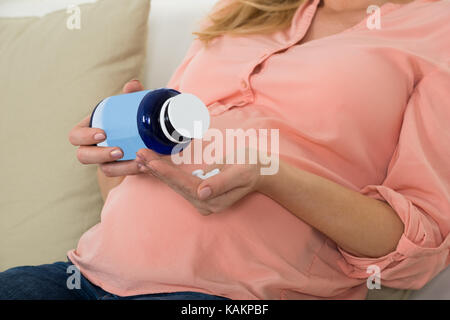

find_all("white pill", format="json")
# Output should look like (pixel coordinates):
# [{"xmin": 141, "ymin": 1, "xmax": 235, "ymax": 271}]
[
  {"xmin": 202, "ymin": 168, "xmax": 221, "ymax": 179},
  {"xmin": 192, "ymin": 168, "xmax": 220, "ymax": 180},
  {"xmin": 192, "ymin": 169, "xmax": 204, "ymax": 177}
]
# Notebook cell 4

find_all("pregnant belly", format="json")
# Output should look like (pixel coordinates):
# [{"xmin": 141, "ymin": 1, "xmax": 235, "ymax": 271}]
[{"xmin": 74, "ymin": 173, "xmax": 326, "ymax": 296}]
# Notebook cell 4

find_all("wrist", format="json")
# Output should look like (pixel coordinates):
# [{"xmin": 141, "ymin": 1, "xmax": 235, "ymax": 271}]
[{"xmin": 255, "ymin": 161, "xmax": 282, "ymax": 196}]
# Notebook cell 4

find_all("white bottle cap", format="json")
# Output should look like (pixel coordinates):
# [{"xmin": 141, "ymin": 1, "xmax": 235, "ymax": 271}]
[{"xmin": 160, "ymin": 93, "xmax": 210, "ymax": 143}]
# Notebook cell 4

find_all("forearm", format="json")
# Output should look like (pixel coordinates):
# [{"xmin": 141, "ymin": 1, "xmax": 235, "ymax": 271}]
[
  {"xmin": 259, "ymin": 160, "xmax": 404, "ymax": 258},
  {"xmin": 97, "ymin": 167, "xmax": 126, "ymax": 202}
]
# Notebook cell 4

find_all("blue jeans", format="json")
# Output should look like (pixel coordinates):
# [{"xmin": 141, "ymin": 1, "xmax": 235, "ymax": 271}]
[{"xmin": 0, "ymin": 260, "xmax": 230, "ymax": 300}]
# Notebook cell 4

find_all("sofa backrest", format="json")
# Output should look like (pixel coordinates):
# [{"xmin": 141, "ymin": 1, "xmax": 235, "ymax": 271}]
[{"xmin": 0, "ymin": 0, "xmax": 218, "ymax": 88}]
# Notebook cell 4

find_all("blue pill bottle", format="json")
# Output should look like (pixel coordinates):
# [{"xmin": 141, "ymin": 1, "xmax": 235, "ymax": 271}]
[{"xmin": 89, "ymin": 88, "xmax": 210, "ymax": 160}]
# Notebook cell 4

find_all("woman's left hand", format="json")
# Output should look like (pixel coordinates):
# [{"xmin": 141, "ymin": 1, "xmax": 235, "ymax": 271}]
[{"xmin": 135, "ymin": 148, "xmax": 265, "ymax": 216}]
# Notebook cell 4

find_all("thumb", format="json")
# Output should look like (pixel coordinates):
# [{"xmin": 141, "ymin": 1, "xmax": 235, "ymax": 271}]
[{"xmin": 123, "ymin": 79, "xmax": 144, "ymax": 93}]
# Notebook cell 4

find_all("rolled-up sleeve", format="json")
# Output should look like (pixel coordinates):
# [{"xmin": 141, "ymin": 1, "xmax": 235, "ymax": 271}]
[{"xmin": 337, "ymin": 69, "xmax": 450, "ymax": 289}]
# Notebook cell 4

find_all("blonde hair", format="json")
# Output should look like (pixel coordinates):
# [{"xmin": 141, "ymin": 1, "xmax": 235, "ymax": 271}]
[{"xmin": 194, "ymin": 0, "xmax": 304, "ymax": 44}]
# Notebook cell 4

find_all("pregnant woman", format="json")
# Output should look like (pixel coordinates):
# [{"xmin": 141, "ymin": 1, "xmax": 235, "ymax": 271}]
[{"xmin": 1, "ymin": 0, "xmax": 449, "ymax": 300}]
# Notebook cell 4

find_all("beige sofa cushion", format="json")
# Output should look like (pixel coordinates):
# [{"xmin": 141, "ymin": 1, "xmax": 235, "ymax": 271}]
[{"xmin": 0, "ymin": 0, "xmax": 150, "ymax": 270}]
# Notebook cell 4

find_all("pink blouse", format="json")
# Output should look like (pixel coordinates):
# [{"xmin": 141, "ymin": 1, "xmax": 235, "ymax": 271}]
[{"xmin": 68, "ymin": 0, "xmax": 450, "ymax": 299}]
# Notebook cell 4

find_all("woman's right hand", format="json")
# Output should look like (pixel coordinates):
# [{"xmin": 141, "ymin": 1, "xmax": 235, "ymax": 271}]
[{"xmin": 69, "ymin": 80, "xmax": 145, "ymax": 177}]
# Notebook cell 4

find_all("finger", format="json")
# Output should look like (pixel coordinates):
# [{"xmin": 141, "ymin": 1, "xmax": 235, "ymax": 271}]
[
  {"xmin": 99, "ymin": 160, "xmax": 142, "ymax": 177},
  {"xmin": 137, "ymin": 149, "xmax": 201, "ymax": 198},
  {"xmin": 77, "ymin": 146, "xmax": 124, "ymax": 164},
  {"xmin": 69, "ymin": 126, "xmax": 106, "ymax": 146},
  {"xmin": 136, "ymin": 148, "xmax": 163, "ymax": 164},
  {"xmin": 69, "ymin": 116, "xmax": 106, "ymax": 146},
  {"xmin": 123, "ymin": 79, "xmax": 144, "ymax": 93},
  {"xmin": 152, "ymin": 161, "xmax": 201, "ymax": 199},
  {"xmin": 197, "ymin": 166, "xmax": 248, "ymax": 200}
]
